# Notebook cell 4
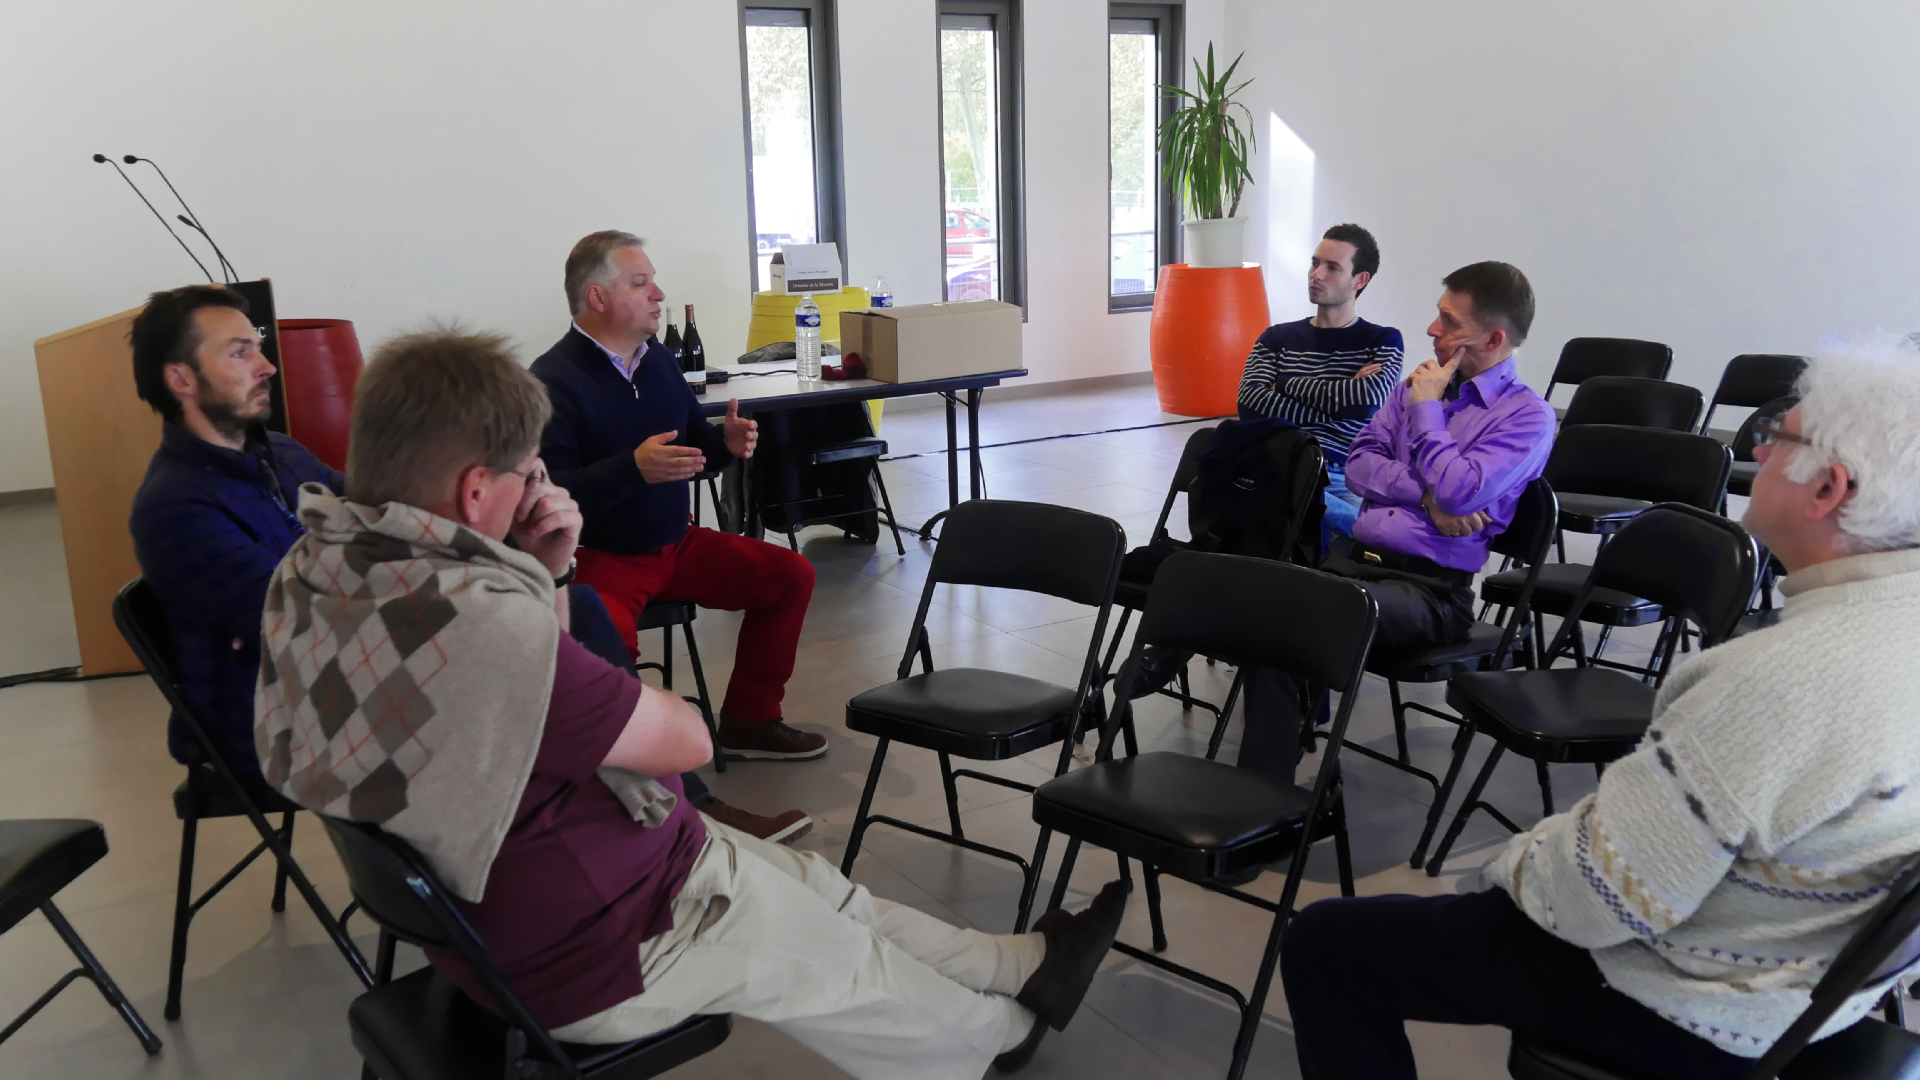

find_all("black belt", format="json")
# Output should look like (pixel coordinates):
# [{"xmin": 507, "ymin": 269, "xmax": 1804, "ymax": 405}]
[{"xmin": 1344, "ymin": 542, "xmax": 1475, "ymax": 590}]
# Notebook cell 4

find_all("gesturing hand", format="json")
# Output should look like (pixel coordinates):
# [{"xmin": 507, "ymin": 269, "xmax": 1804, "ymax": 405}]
[
  {"xmin": 723, "ymin": 399, "xmax": 758, "ymax": 459},
  {"xmin": 1408, "ymin": 347, "xmax": 1465, "ymax": 404},
  {"xmin": 1422, "ymin": 489, "xmax": 1489, "ymax": 538},
  {"xmin": 634, "ymin": 430, "xmax": 707, "ymax": 484},
  {"xmin": 508, "ymin": 460, "xmax": 582, "ymax": 578}
]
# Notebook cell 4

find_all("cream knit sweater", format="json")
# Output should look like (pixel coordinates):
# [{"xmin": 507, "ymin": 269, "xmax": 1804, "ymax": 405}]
[{"xmin": 1484, "ymin": 546, "xmax": 1920, "ymax": 1057}]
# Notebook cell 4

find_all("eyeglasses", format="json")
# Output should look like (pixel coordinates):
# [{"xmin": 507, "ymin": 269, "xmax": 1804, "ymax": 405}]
[
  {"xmin": 1751, "ymin": 415, "xmax": 1812, "ymax": 449},
  {"xmin": 503, "ymin": 464, "xmax": 547, "ymax": 487}
]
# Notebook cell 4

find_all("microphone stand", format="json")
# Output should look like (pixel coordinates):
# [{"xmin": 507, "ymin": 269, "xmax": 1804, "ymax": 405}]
[
  {"xmin": 127, "ymin": 155, "xmax": 238, "ymax": 283},
  {"xmin": 93, "ymin": 154, "xmax": 213, "ymax": 283}
]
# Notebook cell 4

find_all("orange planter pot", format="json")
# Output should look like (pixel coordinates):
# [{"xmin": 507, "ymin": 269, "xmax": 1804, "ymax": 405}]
[
  {"xmin": 1149, "ymin": 263, "xmax": 1270, "ymax": 417},
  {"xmin": 278, "ymin": 319, "xmax": 364, "ymax": 471}
]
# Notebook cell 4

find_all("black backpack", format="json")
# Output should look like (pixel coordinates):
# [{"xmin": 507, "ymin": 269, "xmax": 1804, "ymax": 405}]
[{"xmin": 1186, "ymin": 417, "xmax": 1327, "ymax": 566}]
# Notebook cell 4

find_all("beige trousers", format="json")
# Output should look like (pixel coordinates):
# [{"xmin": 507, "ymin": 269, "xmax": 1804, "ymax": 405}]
[{"xmin": 550, "ymin": 820, "xmax": 1045, "ymax": 1080}]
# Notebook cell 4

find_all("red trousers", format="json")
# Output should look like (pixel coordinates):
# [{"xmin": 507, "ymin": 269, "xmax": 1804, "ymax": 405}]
[{"xmin": 576, "ymin": 527, "xmax": 815, "ymax": 724}]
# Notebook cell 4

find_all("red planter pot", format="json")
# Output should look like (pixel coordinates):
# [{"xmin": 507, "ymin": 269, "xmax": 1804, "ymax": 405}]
[
  {"xmin": 278, "ymin": 319, "xmax": 363, "ymax": 471},
  {"xmin": 1149, "ymin": 263, "xmax": 1270, "ymax": 418}
]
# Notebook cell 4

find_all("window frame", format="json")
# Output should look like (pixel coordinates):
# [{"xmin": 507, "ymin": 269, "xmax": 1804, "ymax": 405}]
[
  {"xmin": 1108, "ymin": 2, "xmax": 1183, "ymax": 313},
  {"xmin": 739, "ymin": 0, "xmax": 846, "ymax": 295},
  {"xmin": 937, "ymin": 0, "xmax": 1026, "ymax": 312}
]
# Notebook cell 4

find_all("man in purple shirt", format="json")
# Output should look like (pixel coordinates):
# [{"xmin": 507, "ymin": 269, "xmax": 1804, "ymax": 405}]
[{"xmin": 1239, "ymin": 262, "xmax": 1554, "ymax": 785}]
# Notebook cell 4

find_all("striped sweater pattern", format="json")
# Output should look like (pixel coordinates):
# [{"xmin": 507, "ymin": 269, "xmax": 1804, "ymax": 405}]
[
  {"xmin": 1485, "ymin": 546, "xmax": 1920, "ymax": 1056},
  {"xmin": 1235, "ymin": 317, "xmax": 1404, "ymax": 465}
]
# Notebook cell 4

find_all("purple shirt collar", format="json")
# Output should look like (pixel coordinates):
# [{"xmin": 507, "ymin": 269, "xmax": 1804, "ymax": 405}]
[{"xmin": 572, "ymin": 322, "xmax": 643, "ymax": 380}]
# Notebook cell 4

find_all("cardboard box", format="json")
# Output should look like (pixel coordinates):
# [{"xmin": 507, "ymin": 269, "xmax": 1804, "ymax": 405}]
[
  {"xmin": 842, "ymin": 300, "xmax": 1023, "ymax": 384},
  {"xmin": 770, "ymin": 243, "xmax": 843, "ymax": 296}
]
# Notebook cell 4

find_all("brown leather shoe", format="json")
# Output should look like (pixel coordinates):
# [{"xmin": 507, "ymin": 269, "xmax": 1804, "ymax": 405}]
[
  {"xmin": 717, "ymin": 717, "xmax": 828, "ymax": 761},
  {"xmin": 701, "ymin": 799, "xmax": 813, "ymax": 845}
]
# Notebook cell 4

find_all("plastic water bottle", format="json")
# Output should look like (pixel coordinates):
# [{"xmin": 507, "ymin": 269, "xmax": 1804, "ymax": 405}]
[
  {"xmin": 872, "ymin": 278, "xmax": 893, "ymax": 308},
  {"xmin": 795, "ymin": 294, "xmax": 823, "ymax": 382}
]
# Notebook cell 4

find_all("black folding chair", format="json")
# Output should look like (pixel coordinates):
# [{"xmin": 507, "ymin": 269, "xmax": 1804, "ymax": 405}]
[
  {"xmin": 1543, "ymin": 337, "xmax": 1673, "ymax": 403},
  {"xmin": 1029, "ymin": 551, "xmax": 1376, "ymax": 1080},
  {"xmin": 631, "ymin": 601, "xmax": 724, "ymax": 773},
  {"xmin": 1347, "ymin": 480, "xmax": 1556, "ymax": 824},
  {"xmin": 112, "ymin": 578, "xmax": 373, "ymax": 1018},
  {"xmin": 1510, "ymin": 861, "xmax": 1920, "ymax": 1080},
  {"xmin": 840, "ymin": 499, "xmax": 1125, "ymax": 932},
  {"xmin": 1423, "ymin": 504, "xmax": 1759, "ymax": 876},
  {"xmin": 0, "ymin": 820, "xmax": 160, "ymax": 1056},
  {"xmin": 1481, "ymin": 426, "xmax": 1731, "ymax": 677},
  {"xmin": 1699, "ymin": 353, "xmax": 1806, "ymax": 436},
  {"xmin": 319, "ymin": 817, "xmax": 731, "ymax": 1080},
  {"xmin": 1559, "ymin": 375, "xmax": 1703, "ymax": 432},
  {"xmin": 770, "ymin": 436, "xmax": 908, "ymax": 555}
]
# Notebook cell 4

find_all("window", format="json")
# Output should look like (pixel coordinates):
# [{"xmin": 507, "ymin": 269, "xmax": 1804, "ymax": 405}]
[
  {"xmin": 741, "ymin": 2, "xmax": 843, "ymax": 293},
  {"xmin": 1109, "ymin": 4, "xmax": 1181, "ymax": 311},
  {"xmin": 939, "ymin": 1, "xmax": 1024, "ymax": 307}
]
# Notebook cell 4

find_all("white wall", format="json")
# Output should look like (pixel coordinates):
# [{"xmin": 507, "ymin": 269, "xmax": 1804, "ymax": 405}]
[{"xmin": 1224, "ymin": 0, "xmax": 1920, "ymax": 397}]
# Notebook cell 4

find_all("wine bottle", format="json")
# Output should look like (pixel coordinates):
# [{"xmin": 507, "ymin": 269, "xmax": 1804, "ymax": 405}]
[
  {"xmin": 682, "ymin": 304, "xmax": 707, "ymax": 394},
  {"xmin": 662, "ymin": 307, "xmax": 683, "ymax": 364}
]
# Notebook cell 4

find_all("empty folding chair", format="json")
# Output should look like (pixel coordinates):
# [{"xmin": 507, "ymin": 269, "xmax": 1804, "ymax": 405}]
[
  {"xmin": 1509, "ymin": 860, "xmax": 1920, "ymax": 1080},
  {"xmin": 1480, "ymin": 426, "xmax": 1731, "ymax": 675},
  {"xmin": 0, "ymin": 820, "xmax": 160, "ymax": 1057},
  {"xmin": 1343, "ymin": 480, "xmax": 1555, "ymax": 836},
  {"xmin": 1422, "ymin": 504, "xmax": 1759, "ymax": 876},
  {"xmin": 320, "ymin": 816, "xmax": 731, "ymax": 1080},
  {"xmin": 1030, "ymin": 551, "xmax": 1378, "ymax": 1080},
  {"xmin": 113, "ymin": 578, "xmax": 373, "ymax": 1018},
  {"xmin": 840, "ymin": 499, "xmax": 1125, "ymax": 932},
  {"xmin": 1542, "ymin": 337, "xmax": 1673, "ymax": 403},
  {"xmin": 1558, "ymin": 375, "xmax": 1703, "ymax": 432},
  {"xmin": 1698, "ymin": 353, "xmax": 1806, "ymax": 436}
]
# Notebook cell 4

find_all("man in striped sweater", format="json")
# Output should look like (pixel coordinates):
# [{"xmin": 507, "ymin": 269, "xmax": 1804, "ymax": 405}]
[
  {"xmin": 1279, "ymin": 341, "xmax": 1920, "ymax": 1079},
  {"xmin": 1236, "ymin": 223, "xmax": 1405, "ymax": 538}
]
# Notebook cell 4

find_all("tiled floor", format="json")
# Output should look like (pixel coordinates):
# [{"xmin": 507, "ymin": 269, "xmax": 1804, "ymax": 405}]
[{"xmin": 0, "ymin": 382, "xmax": 1662, "ymax": 1079}]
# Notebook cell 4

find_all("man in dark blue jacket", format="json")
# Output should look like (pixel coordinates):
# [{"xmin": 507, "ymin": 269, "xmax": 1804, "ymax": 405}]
[
  {"xmin": 127, "ymin": 285, "xmax": 341, "ymax": 783},
  {"xmin": 532, "ymin": 231, "xmax": 824, "ymax": 764}
]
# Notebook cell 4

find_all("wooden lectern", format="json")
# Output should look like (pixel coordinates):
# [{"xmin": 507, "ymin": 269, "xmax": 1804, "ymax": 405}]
[{"xmin": 32, "ymin": 281, "xmax": 284, "ymax": 676}]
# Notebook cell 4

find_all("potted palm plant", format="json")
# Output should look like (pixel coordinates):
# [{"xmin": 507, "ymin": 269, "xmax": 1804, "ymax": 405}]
[{"xmin": 1159, "ymin": 45, "xmax": 1256, "ymax": 268}]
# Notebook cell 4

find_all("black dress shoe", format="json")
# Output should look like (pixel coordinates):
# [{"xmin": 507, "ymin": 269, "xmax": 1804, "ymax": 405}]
[
  {"xmin": 1126, "ymin": 646, "xmax": 1192, "ymax": 700},
  {"xmin": 1016, "ymin": 879, "xmax": 1130, "ymax": 1030},
  {"xmin": 992, "ymin": 1016, "xmax": 1047, "ymax": 1071}
]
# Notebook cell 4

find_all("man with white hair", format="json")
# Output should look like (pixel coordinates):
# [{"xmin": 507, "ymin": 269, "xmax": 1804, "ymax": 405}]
[{"xmin": 1277, "ymin": 341, "xmax": 1920, "ymax": 1079}]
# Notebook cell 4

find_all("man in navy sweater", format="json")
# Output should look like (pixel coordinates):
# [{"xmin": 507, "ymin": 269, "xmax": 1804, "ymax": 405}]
[
  {"xmin": 532, "ymin": 231, "xmax": 826, "ymax": 765},
  {"xmin": 1237, "ymin": 223, "xmax": 1405, "ymax": 538},
  {"xmin": 128, "ymin": 285, "xmax": 343, "ymax": 785}
]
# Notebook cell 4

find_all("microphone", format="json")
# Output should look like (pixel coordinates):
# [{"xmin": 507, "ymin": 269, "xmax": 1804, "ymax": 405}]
[
  {"xmin": 127, "ymin": 155, "xmax": 237, "ymax": 283},
  {"xmin": 93, "ymin": 154, "xmax": 214, "ymax": 283}
]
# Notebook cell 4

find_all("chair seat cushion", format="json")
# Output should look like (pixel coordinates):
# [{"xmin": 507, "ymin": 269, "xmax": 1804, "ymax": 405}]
[
  {"xmin": 635, "ymin": 601, "xmax": 696, "ymax": 632},
  {"xmin": 1032, "ymin": 752, "xmax": 1331, "ymax": 881},
  {"xmin": 1510, "ymin": 1017, "xmax": 1920, "ymax": 1080},
  {"xmin": 1727, "ymin": 459, "xmax": 1760, "ymax": 498},
  {"xmin": 802, "ymin": 437, "xmax": 888, "ymax": 465},
  {"xmin": 1555, "ymin": 493, "xmax": 1650, "ymax": 534},
  {"xmin": 349, "ymin": 967, "xmax": 731, "ymax": 1080},
  {"xmin": 846, "ymin": 669, "xmax": 1079, "ymax": 759},
  {"xmin": 1367, "ymin": 621, "xmax": 1510, "ymax": 682},
  {"xmin": 0, "ymin": 819, "xmax": 107, "ymax": 934},
  {"xmin": 173, "ymin": 765, "xmax": 304, "ymax": 822},
  {"xmin": 1447, "ymin": 668, "xmax": 1656, "ymax": 762},
  {"xmin": 1481, "ymin": 564, "xmax": 1663, "ymax": 626}
]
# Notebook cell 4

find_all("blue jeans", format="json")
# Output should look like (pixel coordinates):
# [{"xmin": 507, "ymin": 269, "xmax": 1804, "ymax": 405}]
[{"xmin": 1320, "ymin": 465, "xmax": 1361, "ymax": 552}]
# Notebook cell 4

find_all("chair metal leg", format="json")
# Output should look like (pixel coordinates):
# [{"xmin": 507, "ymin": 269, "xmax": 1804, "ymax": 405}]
[
  {"xmin": 870, "ymin": 461, "xmax": 907, "ymax": 556},
  {"xmin": 937, "ymin": 753, "xmax": 965, "ymax": 840},
  {"xmin": 680, "ymin": 620, "xmax": 723, "ymax": 773},
  {"xmin": 1014, "ymin": 828, "xmax": 1052, "ymax": 933},
  {"xmin": 1046, "ymin": 837, "xmax": 1084, "ymax": 915},
  {"xmin": 5, "ymin": 902, "xmax": 162, "ymax": 1055},
  {"xmin": 841, "ymin": 739, "xmax": 891, "ymax": 876},
  {"xmin": 165, "ymin": 811, "xmax": 199, "ymax": 1020},
  {"xmin": 374, "ymin": 929, "xmax": 399, "ymax": 985},
  {"xmin": 660, "ymin": 623, "xmax": 675, "ymax": 691},
  {"xmin": 1333, "ymin": 799, "xmax": 1356, "ymax": 898},
  {"xmin": 1410, "ymin": 721, "xmax": 1478, "ymax": 869},
  {"xmin": 1387, "ymin": 680, "xmax": 1412, "ymax": 764},
  {"xmin": 1204, "ymin": 670, "xmax": 1247, "ymax": 762},
  {"xmin": 1536, "ymin": 759, "xmax": 1556, "ymax": 818},
  {"xmin": 1121, "ymin": 711, "xmax": 1140, "ymax": 758},
  {"xmin": 1097, "ymin": 608, "xmax": 1134, "ymax": 694},
  {"xmin": 1227, "ymin": 893, "xmax": 1294, "ymax": 1080},
  {"xmin": 271, "ymin": 811, "xmax": 294, "ymax": 913},
  {"xmin": 786, "ymin": 530, "xmax": 800, "ymax": 552},
  {"xmin": 1144, "ymin": 864, "xmax": 1168, "ymax": 952},
  {"xmin": 1427, "ymin": 743, "xmax": 1508, "ymax": 877}
]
